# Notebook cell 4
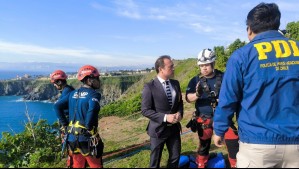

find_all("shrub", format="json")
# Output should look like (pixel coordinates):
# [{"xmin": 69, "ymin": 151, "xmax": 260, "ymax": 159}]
[{"xmin": 0, "ymin": 120, "xmax": 62, "ymax": 168}]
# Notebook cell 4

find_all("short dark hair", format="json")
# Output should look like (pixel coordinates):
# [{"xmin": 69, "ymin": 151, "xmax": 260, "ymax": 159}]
[
  {"xmin": 246, "ymin": 2, "xmax": 281, "ymax": 34},
  {"xmin": 155, "ymin": 55, "xmax": 171, "ymax": 73}
]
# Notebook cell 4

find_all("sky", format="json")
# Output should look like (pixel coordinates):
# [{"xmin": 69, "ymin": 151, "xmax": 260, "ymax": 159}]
[{"xmin": 0, "ymin": 0, "xmax": 299, "ymax": 72}]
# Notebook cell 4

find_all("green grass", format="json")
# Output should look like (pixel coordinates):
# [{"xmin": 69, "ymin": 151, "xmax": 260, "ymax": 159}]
[
  {"xmin": 100, "ymin": 107, "xmax": 230, "ymax": 168},
  {"xmin": 103, "ymin": 132, "xmax": 228, "ymax": 168},
  {"xmin": 173, "ymin": 59, "xmax": 199, "ymax": 91}
]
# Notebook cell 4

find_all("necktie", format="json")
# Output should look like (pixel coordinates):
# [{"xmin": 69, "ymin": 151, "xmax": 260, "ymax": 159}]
[{"xmin": 165, "ymin": 81, "xmax": 173, "ymax": 107}]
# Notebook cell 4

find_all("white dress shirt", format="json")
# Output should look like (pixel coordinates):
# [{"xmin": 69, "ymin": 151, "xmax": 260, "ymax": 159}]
[{"xmin": 157, "ymin": 76, "xmax": 177, "ymax": 122}]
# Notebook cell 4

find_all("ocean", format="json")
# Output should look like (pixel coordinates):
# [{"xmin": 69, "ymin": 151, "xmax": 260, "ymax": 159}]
[
  {"xmin": 0, "ymin": 96, "xmax": 57, "ymax": 138},
  {"xmin": 0, "ymin": 70, "xmax": 51, "ymax": 80}
]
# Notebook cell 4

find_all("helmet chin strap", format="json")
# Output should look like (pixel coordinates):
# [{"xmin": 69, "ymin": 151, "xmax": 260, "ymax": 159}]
[
  {"xmin": 84, "ymin": 78, "xmax": 97, "ymax": 89},
  {"xmin": 211, "ymin": 62, "xmax": 215, "ymax": 72},
  {"xmin": 90, "ymin": 79, "xmax": 95, "ymax": 89}
]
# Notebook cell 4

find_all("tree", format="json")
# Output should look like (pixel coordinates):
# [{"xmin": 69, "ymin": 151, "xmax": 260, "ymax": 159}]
[
  {"xmin": 214, "ymin": 46, "xmax": 227, "ymax": 72},
  {"xmin": 226, "ymin": 39, "xmax": 246, "ymax": 57},
  {"xmin": 286, "ymin": 21, "xmax": 299, "ymax": 40}
]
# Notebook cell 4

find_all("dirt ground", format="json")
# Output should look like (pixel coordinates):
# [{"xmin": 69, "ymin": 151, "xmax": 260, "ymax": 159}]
[
  {"xmin": 98, "ymin": 115, "xmax": 149, "ymax": 144},
  {"xmin": 98, "ymin": 93, "xmax": 195, "ymax": 145}
]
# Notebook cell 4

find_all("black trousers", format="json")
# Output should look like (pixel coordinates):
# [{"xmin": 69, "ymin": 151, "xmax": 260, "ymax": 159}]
[
  {"xmin": 197, "ymin": 138, "xmax": 211, "ymax": 156},
  {"xmin": 149, "ymin": 130, "xmax": 181, "ymax": 168}
]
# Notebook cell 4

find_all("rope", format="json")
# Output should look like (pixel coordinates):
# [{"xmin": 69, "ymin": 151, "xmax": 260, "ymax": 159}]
[
  {"xmin": 104, "ymin": 146, "xmax": 150, "ymax": 165},
  {"xmin": 103, "ymin": 141, "xmax": 150, "ymax": 161},
  {"xmin": 181, "ymin": 129, "xmax": 192, "ymax": 136},
  {"xmin": 102, "ymin": 129, "xmax": 192, "ymax": 165}
]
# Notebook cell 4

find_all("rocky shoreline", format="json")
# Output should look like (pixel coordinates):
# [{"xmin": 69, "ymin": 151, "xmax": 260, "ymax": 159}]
[{"xmin": 0, "ymin": 76, "xmax": 142, "ymax": 107}]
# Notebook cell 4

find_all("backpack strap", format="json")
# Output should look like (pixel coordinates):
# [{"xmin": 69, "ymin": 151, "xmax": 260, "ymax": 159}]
[
  {"xmin": 214, "ymin": 70, "xmax": 223, "ymax": 97},
  {"xmin": 201, "ymin": 76, "xmax": 211, "ymax": 94},
  {"xmin": 198, "ymin": 70, "xmax": 223, "ymax": 110},
  {"xmin": 197, "ymin": 74, "xmax": 210, "ymax": 94}
]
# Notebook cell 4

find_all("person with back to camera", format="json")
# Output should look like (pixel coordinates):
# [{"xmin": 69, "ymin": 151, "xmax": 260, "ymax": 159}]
[
  {"xmin": 185, "ymin": 48, "xmax": 239, "ymax": 168},
  {"xmin": 213, "ymin": 2, "xmax": 299, "ymax": 168},
  {"xmin": 141, "ymin": 55, "xmax": 184, "ymax": 168},
  {"xmin": 54, "ymin": 65, "xmax": 104, "ymax": 168}
]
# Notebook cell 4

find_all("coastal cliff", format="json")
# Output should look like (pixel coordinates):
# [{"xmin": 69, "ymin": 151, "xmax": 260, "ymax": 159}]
[{"xmin": 0, "ymin": 75, "xmax": 143, "ymax": 106}]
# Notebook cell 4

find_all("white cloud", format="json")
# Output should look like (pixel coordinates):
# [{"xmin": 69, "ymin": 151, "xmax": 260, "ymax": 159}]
[
  {"xmin": 90, "ymin": 2, "xmax": 105, "ymax": 10},
  {"xmin": 189, "ymin": 23, "xmax": 214, "ymax": 33},
  {"xmin": 113, "ymin": 0, "xmax": 141, "ymax": 19},
  {"xmin": 0, "ymin": 41, "xmax": 110, "ymax": 58},
  {"xmin": 109, "ymin": 1, "xmax": 225, "ymax": 37},
  {"xmin": 0, "ymin": 41, "xmax": 155, "ymax": 66}
]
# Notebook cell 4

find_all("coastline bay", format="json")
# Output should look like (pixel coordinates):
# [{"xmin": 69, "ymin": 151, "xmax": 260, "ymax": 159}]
[{"xmin": 0, "ymin": 96, "xmax": 57, "ymax": 138}]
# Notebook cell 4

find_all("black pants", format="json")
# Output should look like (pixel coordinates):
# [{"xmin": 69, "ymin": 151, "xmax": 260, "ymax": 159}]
[
  {"xmin": 149, "ymin": 131, "xmax": 181, "ymax": 168},
  {"xmin": 225, "ymin": 139, "xmax": 239, "ymax": 159},
  {"xmin": 197, "ymin": 138, "xmax": 211, "ymax": 156}
]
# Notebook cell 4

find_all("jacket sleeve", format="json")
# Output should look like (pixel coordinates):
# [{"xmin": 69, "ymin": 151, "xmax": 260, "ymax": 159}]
[
  {"xmin": 213, "ymin": 50, "xmax": 243, "ymax": 137},
  {"xmin": 141, "ymin": 83, "xmax": 165, "ymax": 124},
  {"xmin": 60, "ymin": 86, "xmax": 74, "ymax": 99},
  {"xmin": 85, "ymin": 92, "xmax": 101, "ymax": 131},
  {"xmin": 54, "ymin": 93, "xmax": 70, "ymax": 126}
]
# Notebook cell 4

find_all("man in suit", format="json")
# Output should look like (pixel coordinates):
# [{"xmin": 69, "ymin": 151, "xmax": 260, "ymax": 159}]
[{"xmin": 141, "ymin": 55, "xmax": 184, "ymax": 168}]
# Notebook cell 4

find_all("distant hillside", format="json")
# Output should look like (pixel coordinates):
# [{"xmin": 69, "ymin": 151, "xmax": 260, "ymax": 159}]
[{"xmin": 100, "ymin": 58, "xmax": 200, "ymax": 117}]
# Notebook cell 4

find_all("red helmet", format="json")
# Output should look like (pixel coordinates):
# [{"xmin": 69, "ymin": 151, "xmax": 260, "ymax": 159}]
[
  {"xmin": 50, "ymin": 70, "xmax": 67, "ymax": 83},
  {"xmin": 77, "ymin": 65, "xmax": 100, "ymax": 81}
]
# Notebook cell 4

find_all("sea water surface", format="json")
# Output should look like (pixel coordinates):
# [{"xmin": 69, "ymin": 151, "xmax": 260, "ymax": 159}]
[
  {"xmin": 0, "ymin": 96, "xmax": 57, "ymax": 138},
  {"xmin": 0, "ymin": 70, "xmax": 50, "ymax": 80}
]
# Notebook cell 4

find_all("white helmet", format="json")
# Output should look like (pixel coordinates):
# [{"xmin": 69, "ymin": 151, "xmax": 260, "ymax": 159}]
[{"xmin": 197, "ymin": 48, "xmax": 216, "ymax": 65}]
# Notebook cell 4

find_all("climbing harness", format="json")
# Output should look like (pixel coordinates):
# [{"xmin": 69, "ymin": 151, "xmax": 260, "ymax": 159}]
[{"xmin": 198, "ymin": 69, "xmax": 222, "ymax": 110}]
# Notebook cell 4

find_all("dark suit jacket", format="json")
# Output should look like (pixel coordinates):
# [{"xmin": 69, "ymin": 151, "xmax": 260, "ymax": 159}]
[{"xmin": 141, "ymin": 77, "xmax": 184, "ymax": 138}]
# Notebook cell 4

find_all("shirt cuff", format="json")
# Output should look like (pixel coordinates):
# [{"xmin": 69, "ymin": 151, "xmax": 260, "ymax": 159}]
[{"xmin": 163, "ymin": 114, "xmax": 167, "ymax": 122}]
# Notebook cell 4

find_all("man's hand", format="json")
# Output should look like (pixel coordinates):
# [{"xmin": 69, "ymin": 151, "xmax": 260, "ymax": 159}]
[
  {"xmin": 174, "ymin": 112, "xmax": 182, "ymax": 122},
  {"xmin": 196, "ymin": 81, "xmax": 203, "ymax": 97},
  {"xmin": 166, "ymin": 113, "xmax": 182, "ymax": 124},
  {"xmin": 166, "ymin": 114, "xmax": 177, "ymax": 124},
  {"xmin": 213, "ymin": 134, "xmax": 224, "ymax": 148}
]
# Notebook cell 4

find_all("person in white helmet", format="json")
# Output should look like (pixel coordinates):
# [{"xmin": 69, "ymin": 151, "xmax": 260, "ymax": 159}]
[{"xmin": 185, "ymin": 48, "xmax": 239, "ymax": 168}]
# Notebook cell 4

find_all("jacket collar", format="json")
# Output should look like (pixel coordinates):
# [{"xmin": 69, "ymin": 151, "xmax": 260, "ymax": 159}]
[
  {"xmin": 157, "ymin": 75, "xmax": 170, "ymax": 84},
  {"xmin": 251, "ymin": 30, "xmax": 285, "ymax": 43}
]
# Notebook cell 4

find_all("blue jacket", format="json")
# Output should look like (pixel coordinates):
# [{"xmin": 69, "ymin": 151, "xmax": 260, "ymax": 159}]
[
  {"xmin": 214, "ymin": 30, "xmax": 299, "ymax": 144},
  {"xmin": 54, "ymin": 87, "xmax": 101, "ymax": 142},
  {"xmin": 59, "ymin": 85, "xmax": 75, "ymax": 100},
  {"xmin": 58, "ymin": 85, "xmax": 75, "ymax": 120}
]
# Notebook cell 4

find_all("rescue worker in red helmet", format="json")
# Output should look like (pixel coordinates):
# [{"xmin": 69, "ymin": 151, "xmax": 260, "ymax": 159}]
[
  {"xmin": 50, "ymin": 70, "xmax": 75, "ymax": 120},
  {"xmin": 185, "ymin": 49, "xmax": 239, "ymax": 168},
  {"xmin": 54, "ymin": 65, "xmax": 104, "ymax": 168},
  {"xmin": 51, "ymin": 70, "xmax": 75, "ymax": 168}
]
